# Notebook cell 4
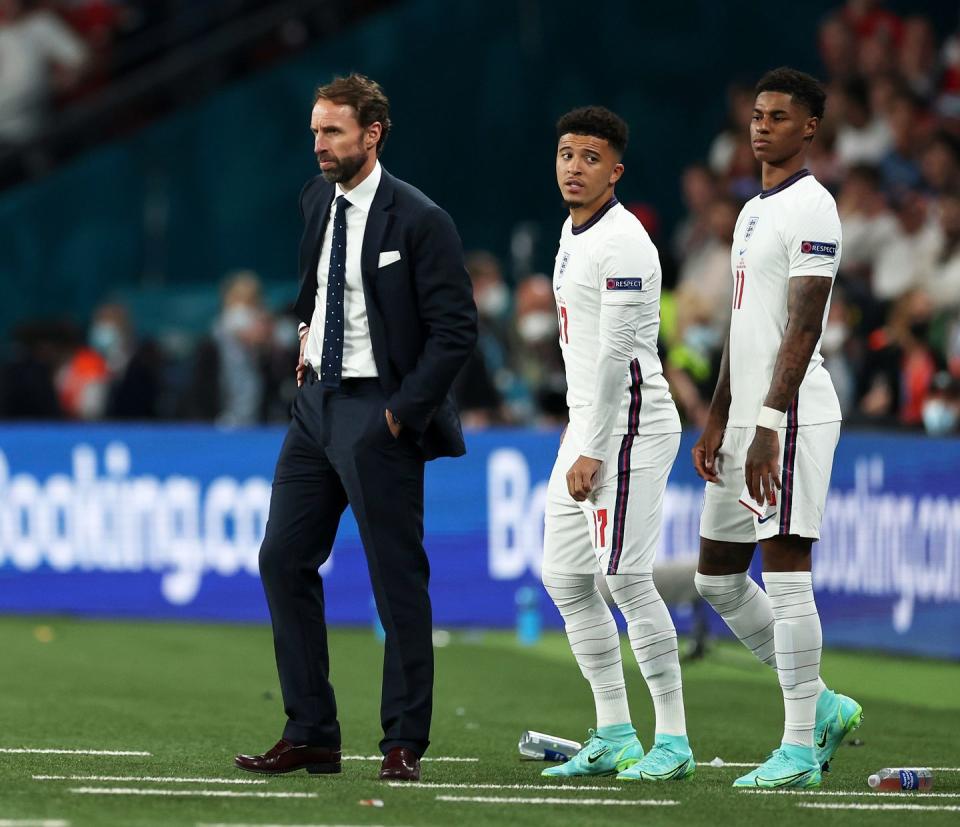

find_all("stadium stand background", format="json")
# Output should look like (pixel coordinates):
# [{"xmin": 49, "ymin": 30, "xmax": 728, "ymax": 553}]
[{"xmin": 2, "ymin": 0, "xmax": 960, "ymax": 432}]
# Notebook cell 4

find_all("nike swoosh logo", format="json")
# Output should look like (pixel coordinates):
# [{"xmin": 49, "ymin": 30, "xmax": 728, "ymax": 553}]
[
  {"xmin": 757, "ymin": 513, "xmax": 775, "ymax": 524},
  {"xmin": 757, "ymin": 769, "xmax": 813, "ymax": 786},
  {"xmin": 739, "ymin": 248, "xmax": 747, "ymax": 254},
  {"xmin": 587, "ymin": 748, "xmax": 610, "ymax": 764},
  {"xmin": 816, "ymin": 729, "xmax": 828, "ymax": 749}
]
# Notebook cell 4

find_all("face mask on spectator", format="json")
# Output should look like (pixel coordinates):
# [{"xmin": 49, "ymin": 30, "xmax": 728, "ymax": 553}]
[
  {"xmin": 922, "ymin": 398, "xmax": 958, "ymax": 435},
  {"xmin": 477, "ymin": 283, "xmax": 509, "ymax": 319},
  {"xmin": 684, "ymin": 324, "xmax": 720, "ymax": 354},
  {"xmin": 89, "ymin": 322, "xmax": 121, "ymax": 357},
  {"xmin": 222, "ymin": 305, "xmax": 257, "ymax": 334},
  {"xmin": 517, "ymin": 311, "xmax": 556, "ymax": 344},
  {"xmin": 821, "ymin": 322, "xmax": 847, "ymax": 354}
]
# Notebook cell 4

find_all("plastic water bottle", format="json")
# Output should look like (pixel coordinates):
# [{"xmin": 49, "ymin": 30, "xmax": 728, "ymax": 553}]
[
  {"xmin": 371, "ymin": 598, "xmax": 385, "ymax": 642},
  {"xmin": 515, "ymin": 586, "xmax": 541, "ymax": 645},
  {"xmin": 518, "ymin": 731, "xmax": 582, "ymax": 761},
  {"xmin": 867, "ymin": 768, "xmax": 933, "ymax": 791}
]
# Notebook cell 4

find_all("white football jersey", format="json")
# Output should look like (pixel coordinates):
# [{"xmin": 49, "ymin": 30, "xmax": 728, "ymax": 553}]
[
  {"xmin": 728, "ymin": 170, "xmax": 842, "ymax": 427},
  {"xmin": 553, "ymin": 198, "xmax": 680, "ymax": 438}
]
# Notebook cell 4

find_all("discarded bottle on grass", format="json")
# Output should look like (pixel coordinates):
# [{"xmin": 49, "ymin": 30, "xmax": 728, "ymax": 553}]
[
  {"xmin": 518, "ymin": 731, "xmax": 581, "ymax": 761},
  {"xmin": 515, "ymin": 586, "xmax": 541, "ymax": 645},
  {"xmin": 867, "ymin": 768, "xmax": 933, "ymax": 791}
]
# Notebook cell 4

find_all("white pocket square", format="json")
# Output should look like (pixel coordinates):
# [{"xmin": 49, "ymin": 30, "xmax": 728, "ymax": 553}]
[{"xmin": 378, "ymin": 250, "xmax": 401, "ymax": 268}]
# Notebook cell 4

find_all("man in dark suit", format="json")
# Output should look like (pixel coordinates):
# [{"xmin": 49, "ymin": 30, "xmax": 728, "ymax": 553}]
[{"xmin": 235, "ymin": 74, "xmax": 477, "ymax": 782}]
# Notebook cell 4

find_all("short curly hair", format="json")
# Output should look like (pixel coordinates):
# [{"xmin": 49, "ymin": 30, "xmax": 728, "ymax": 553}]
[
  {"xmin": 755, "ymin": 67, "xmax": 826, "ymax": 120},
  {"xmin": 556, "ymin": 106, "xmax": 628, "ymax": 156}
]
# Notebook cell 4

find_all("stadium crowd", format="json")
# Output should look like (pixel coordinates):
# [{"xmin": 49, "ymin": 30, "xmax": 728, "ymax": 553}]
[{"xmin": 2, "ymin": 0, "xmax": 959, "ymax": 436}]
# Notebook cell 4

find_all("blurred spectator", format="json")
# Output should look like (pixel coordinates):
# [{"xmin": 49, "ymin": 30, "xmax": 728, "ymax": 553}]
[
  {"xmin": 510, "ymin": 274, "xmax": 566, "ymax": 425},
  {"xmin": 914, "ymin": 189, "xmax": 960, "ymax": 312},
  {"xmin": 88, "ymin": 301, "xmax": 165, "ymax": 419},
  {"xmin": 708, "ymin": 83, "xmax": 754, "ymax": 178},
  {"xmin": 859, "ymin": 289, "xmax": 938, "ymax": 426},
  {"xmin": 0, "ymin": 319, "xmax": 71, "ymax": 418},
  {"xmin": 0, "ymin": 0, "xmax": 88, "ymax": 147},
  {"xmin": 56, "ymin": 332, "xmax": 108, "ymax": 419},
  {"xmin": 453, "ymin": 250, "xmax": 514, "ymax": 426},
  {"xmin": 664, "ymin": 287, "xmax": 721, "ymax": 428},
  {"xmin": 841, "ymin": 0, "xmax": 902, "ymax": 47},
  {"xmin": 672, "ymin": 164, "xmax": 717, "ymax": 264},
  {"xmin": 821, "ymin": 286, "xmax": 857, "ymax": 416},
  {"xmin": 184, "ymin": 270, "xmax": 272, "ymax": 426},
  {"xmin": 677, "ymin": 196, "xmax": 738, "ymax": 314},
  {"xmin": 836, "ymin": 164, "xmax": 899, "ymax": 282},
  {"xmin": 920, "ymin": 131, "xmax": 960, "ymax": 195},
  {"xmin": 900, "ymin": 16, "xmax": 939, "ymax": 99},
  {"xmin": 834, "ymin": 77, "xmax": 892, "ymax": 167},
  {"xmin": 819, "ymin": 15, "xmax": 858, "ymax": 81},
  {"xmin": 921, "ymin": 370, "xmax": 960, "ymax": 436},
  {"xmin": 879, "ymin": 87, "xmax": 927, "ymax": 195},
  {"xmin": 872, "ymin": 191, "xmax": 938, "ymax": 302}
]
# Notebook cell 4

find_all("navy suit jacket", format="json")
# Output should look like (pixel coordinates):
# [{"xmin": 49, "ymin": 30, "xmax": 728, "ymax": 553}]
[{"xmin": 294, "ymin": 167, "xmax": 478, "ymax": 460}]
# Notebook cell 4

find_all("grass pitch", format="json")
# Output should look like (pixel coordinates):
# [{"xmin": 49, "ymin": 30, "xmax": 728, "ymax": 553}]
[{"xmin": 0, "ymin": 616, "xmax": 957, "ymax": 826}]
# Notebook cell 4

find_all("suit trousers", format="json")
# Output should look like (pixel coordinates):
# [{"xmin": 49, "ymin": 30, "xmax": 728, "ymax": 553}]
[{"xmin": 258, "ymin": 372, "xmax": 432, "ymax": 756}]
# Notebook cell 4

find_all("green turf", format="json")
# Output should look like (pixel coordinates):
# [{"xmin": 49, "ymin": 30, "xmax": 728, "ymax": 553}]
[{"xmin": 0, "ymin": 616, "xmax": 957, "ymax": 826}]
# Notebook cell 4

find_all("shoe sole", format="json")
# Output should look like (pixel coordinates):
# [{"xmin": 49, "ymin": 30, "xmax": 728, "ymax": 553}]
[
  {"xmin": 821, "ymin": 704, "xmax": 864, "ymax": 773},
  {"xmin": 235, "ymin": 762, "xmax": 342, "ymax": 775}
]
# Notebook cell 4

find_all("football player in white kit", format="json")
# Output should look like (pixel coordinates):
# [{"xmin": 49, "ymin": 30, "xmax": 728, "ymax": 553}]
[
  {"xmin": 540, "ymin": 107, "xmax": 693, "ymax": 783},
  {"xmin": 692, "ymin": 68, "xmax": 862, "ymax": 789}
]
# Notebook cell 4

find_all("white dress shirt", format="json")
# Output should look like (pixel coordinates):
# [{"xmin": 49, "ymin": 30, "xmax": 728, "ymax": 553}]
[{"xmin": 303, "ymin": 161, "xmax": 381, "ymax": 379}]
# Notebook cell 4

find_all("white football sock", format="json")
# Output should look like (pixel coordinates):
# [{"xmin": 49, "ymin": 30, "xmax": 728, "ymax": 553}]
[
  {"xmin": 694, "ymin": 571, "xmax": 778, "ymax": 668},
  {"xmin": 694, "ymin": 570, "xmax": 828, "ymax": 697},
  {"xmin": 763, "ymin": 571, "xmax": 822, "ymax": 749},
  {"xmin": 608, "ymin": 573, "xmax": 687, "ymax": 737},
  {"xmin": 542, "ymin": 571, "xmax": 630, "ymax": 729}
]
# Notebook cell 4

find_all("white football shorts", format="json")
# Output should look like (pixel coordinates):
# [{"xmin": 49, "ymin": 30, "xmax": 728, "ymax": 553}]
[
  {"xmin": 542, "ymin": 425, "xmax": 680, "ymax": 575},
  {"xmin": 699, "ymin": 420, "xmax": 840, "ymax": 543}
]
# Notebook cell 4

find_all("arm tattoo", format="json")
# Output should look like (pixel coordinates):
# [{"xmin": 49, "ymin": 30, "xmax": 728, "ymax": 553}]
[
  {"xmin": 708, "ymin": 330, "xmax": 732, "ymax": 423},
  {"xmin": 765, "ymin": 276, "xmax": 833, "ymax": 412}
]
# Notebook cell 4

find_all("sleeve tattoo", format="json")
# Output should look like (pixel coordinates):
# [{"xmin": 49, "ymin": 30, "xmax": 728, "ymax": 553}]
[{"xmin": 764, "ymin": 276, "xmax": 833, "ymax": 412}]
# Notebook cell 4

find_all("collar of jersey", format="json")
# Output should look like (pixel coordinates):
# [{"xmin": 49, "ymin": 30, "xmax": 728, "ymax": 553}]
[
  {"xmin": 571, "ymin": 195, "xmax": 619, "ymax": 234},
  {"xmin": 758, "ymin": 168, "xmax": 811, "ymax": 199}
]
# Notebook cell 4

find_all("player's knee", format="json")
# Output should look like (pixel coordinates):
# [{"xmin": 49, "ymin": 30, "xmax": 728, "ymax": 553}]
[{"xmin": 693, "ymin": 570, "xmax": 747, "ymax": 602}]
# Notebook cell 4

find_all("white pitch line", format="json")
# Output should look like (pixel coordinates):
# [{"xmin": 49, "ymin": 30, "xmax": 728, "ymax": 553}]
[
  {"xmin": 388, "ymin": 782, "xmax": 623, "ymax": 791},
  {"xmin": 435, "ymin": 795, "xmax": 677, "ymax": 807},
  {"xmin": 197, "ymin": 824, "xmax": 400, "ymax": 827},
  {"xmin": 69, "ymin": 787, "xmax": 316, "ymax": 799},
  {"xmin": 0, "ymin": 748, "xmax": 150, "ymax": 756},
  {"xmin": 341, "ymin": 755, "xmax": 477, "ymax": 762},
  {"xmin": 697, "ymin": 762, "xmax": 756, "ymax": 768},
  {"xmin": 0, "ymin": 821, "xmax": 70, "ymax": 827},
  {"xmin": 34, "ymin": 775, "xmax": 267, "ymax": 786},
  {"xmin": 798, "ymin": 802, "xmax": 960, "ymax": 812},
  {"xmin": 740, "ymin": 789, "xmax": 960, "ymax": 799},
  {"xmin": 932, "ymin": 767, "xmax": 960, "ymax": 771}
]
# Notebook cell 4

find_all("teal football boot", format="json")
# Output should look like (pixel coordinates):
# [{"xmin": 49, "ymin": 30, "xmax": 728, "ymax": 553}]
[
  {"xmin": 815, "ymin": 689, "xmax": 863, "ymax": 771},
  {"xmin": 732, "ymin": 744, "xmax": 822, "ymax": 789},
  {"xmin": 542, "ymin": 727, "xmax": 644, "ymax": 778},
  {"xmin": 616, "ymin": 734, "xmax": 695, "ymax": 781}
]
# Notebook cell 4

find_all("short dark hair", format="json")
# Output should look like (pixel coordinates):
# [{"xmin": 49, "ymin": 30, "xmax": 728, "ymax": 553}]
[
  {"xmin": 556, "ymin": 106, "xmax": 628, "ymax": 156},
  {"xmin": 755, "ymin": 67, "xmax": 826, "ymax": 120},
  {"xmin": 314, "ymin": 73, "xmax": 391, "ymax": 155}
]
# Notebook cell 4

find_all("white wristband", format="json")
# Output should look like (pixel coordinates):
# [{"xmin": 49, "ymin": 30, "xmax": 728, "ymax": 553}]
[
  {"xmin": 757, "ymin": 405, "xmax": 785, "ymax": 430},
  {"xmin": 298, "ymin": 323, "xmax": 309, "ymax": 339}
]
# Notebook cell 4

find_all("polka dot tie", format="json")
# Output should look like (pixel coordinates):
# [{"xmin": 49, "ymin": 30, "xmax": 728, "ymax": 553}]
[{"xmin": 320, "ymin": 195, "xmax": 350, "ymax": 388}]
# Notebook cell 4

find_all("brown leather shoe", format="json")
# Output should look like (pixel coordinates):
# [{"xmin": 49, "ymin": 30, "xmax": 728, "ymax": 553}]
[
  {"xmin": 378, "ymin": 746, "xmax": 421, "ymax": 781},
  {"xmin": 235, "ymin": 739, "xmax": 341, "ymax": 775}
]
